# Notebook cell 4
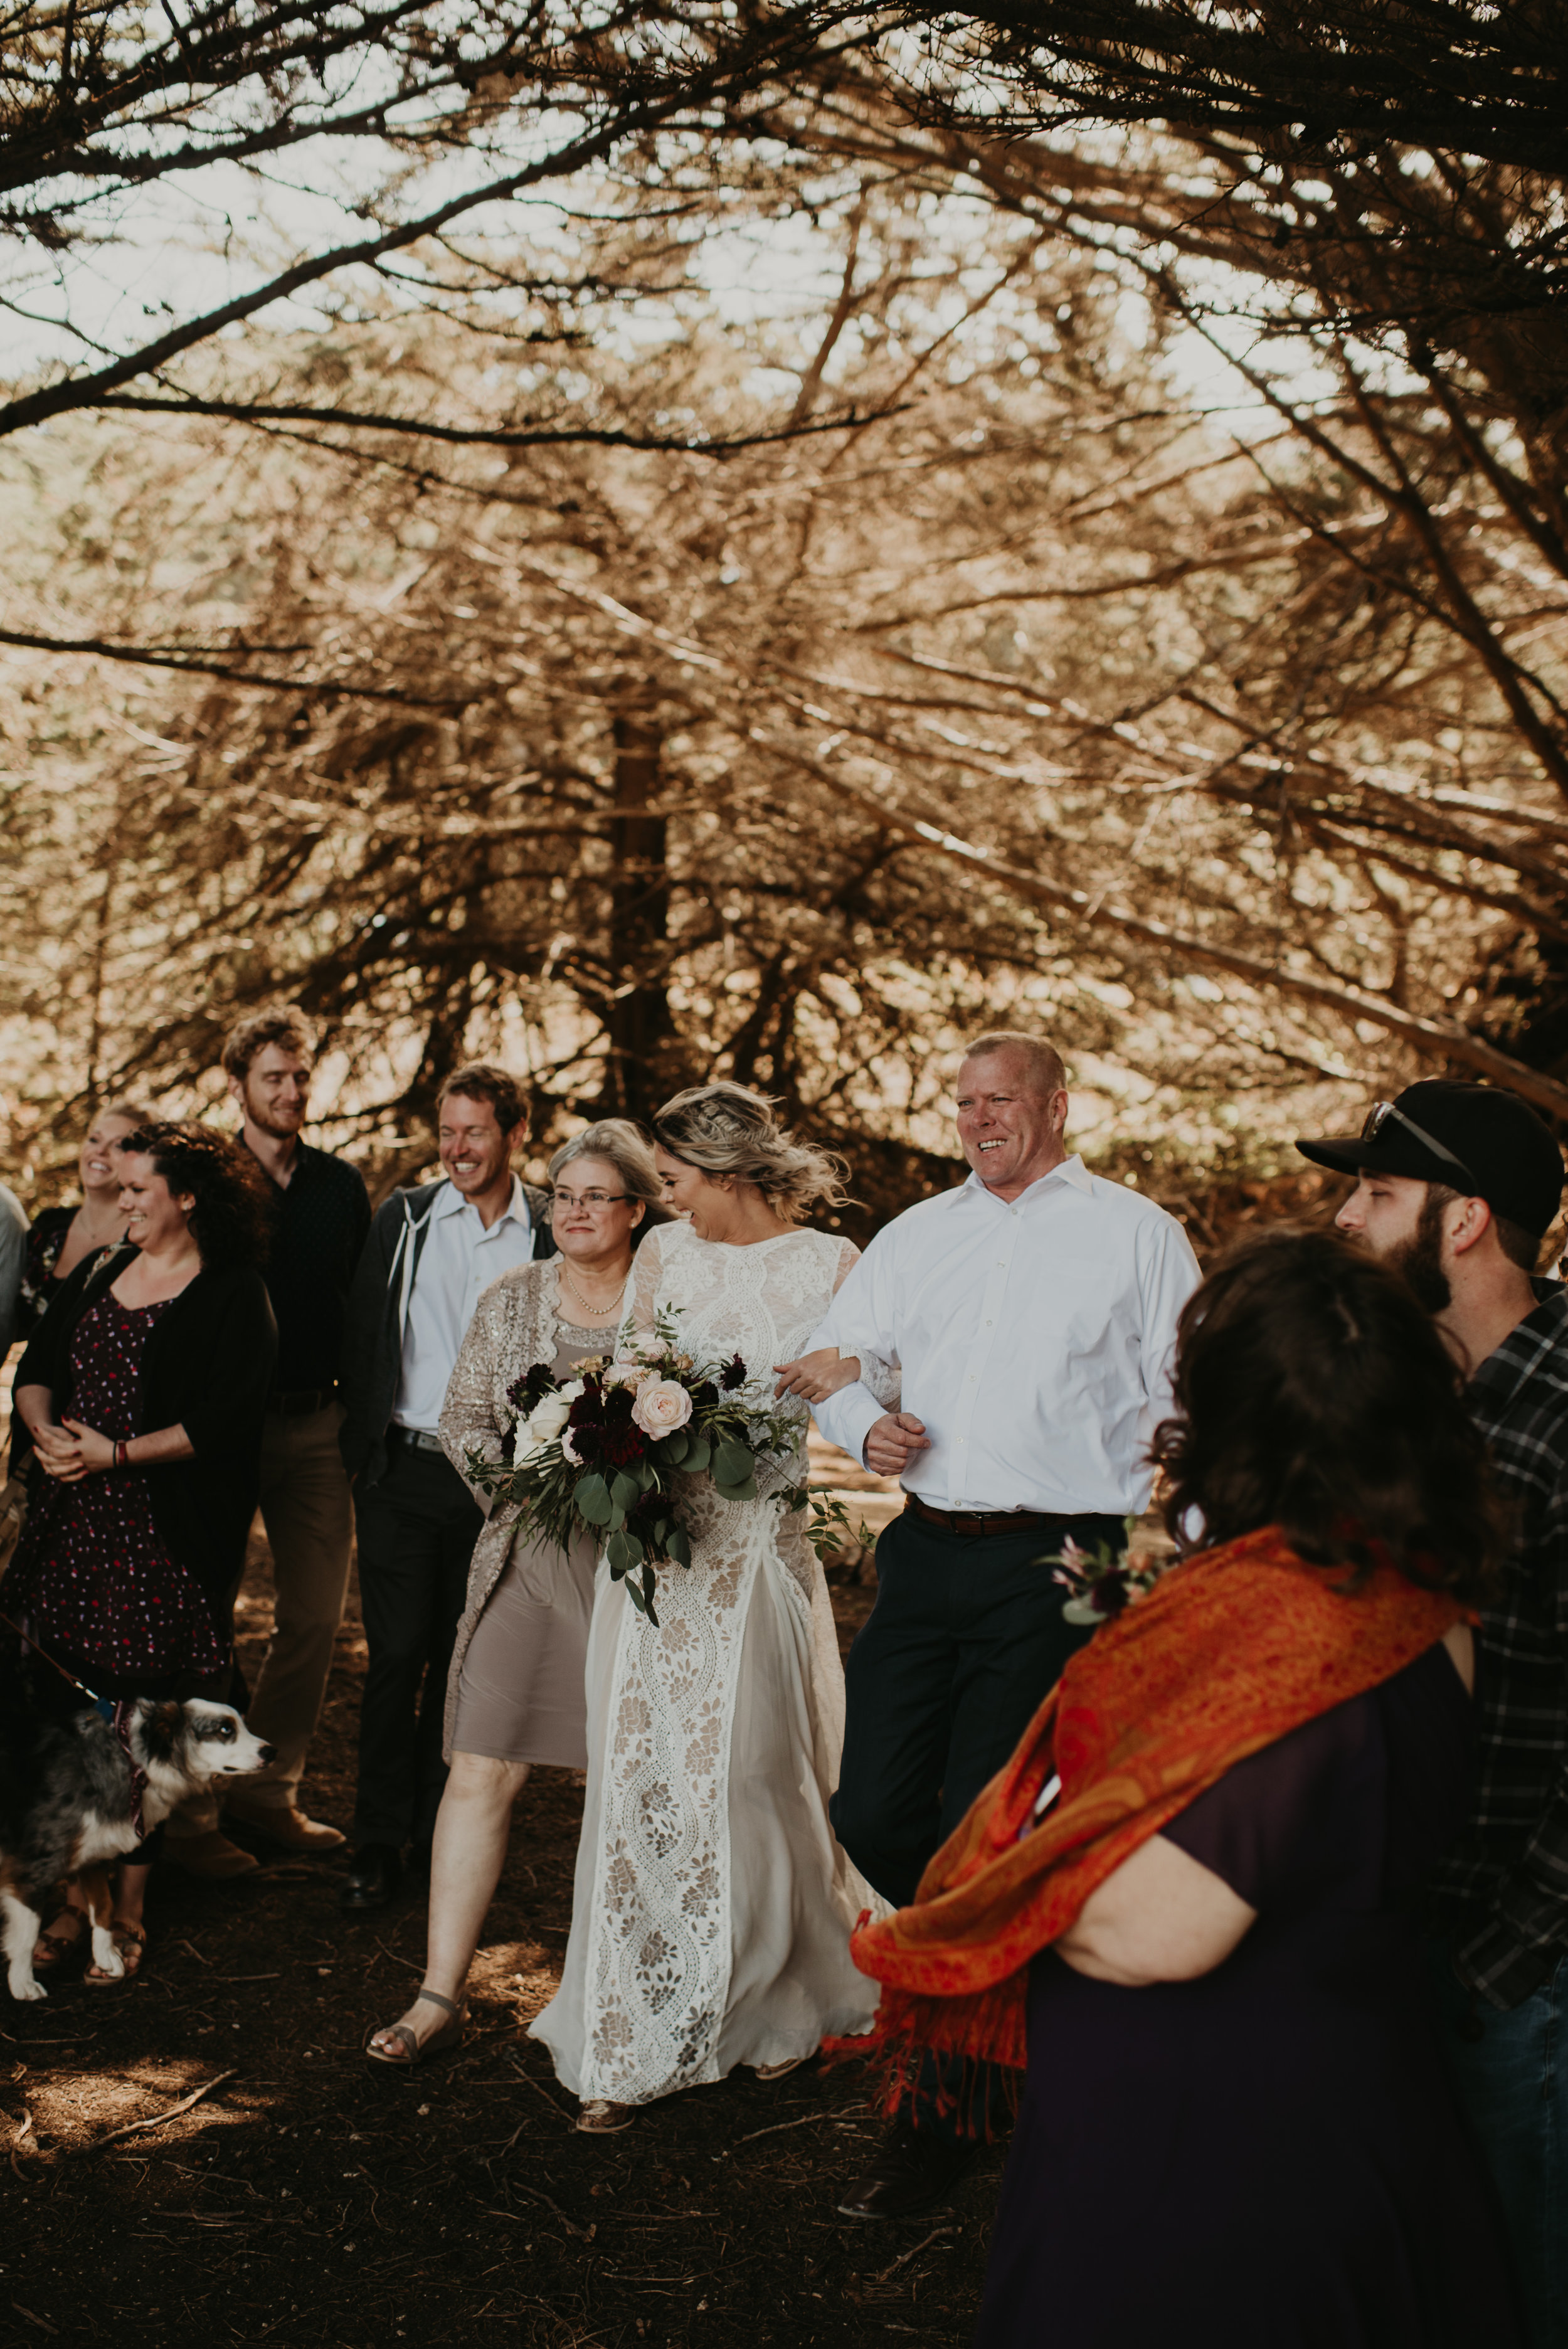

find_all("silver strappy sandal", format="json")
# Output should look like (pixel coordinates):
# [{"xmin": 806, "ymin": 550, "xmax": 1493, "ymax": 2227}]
[{"xmin": 363, "ymin": 1985, "xmax": 467, "ymax": 2067}]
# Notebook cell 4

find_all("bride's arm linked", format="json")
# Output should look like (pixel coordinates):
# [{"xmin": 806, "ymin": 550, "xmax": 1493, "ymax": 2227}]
[
  {"xmin": 774, "ymin": 1238, "xmax": 900, "ymax": 1408},
  {"xmin": 775, "ymin": 1236, "xmax": 901, "ymax": 1417}
]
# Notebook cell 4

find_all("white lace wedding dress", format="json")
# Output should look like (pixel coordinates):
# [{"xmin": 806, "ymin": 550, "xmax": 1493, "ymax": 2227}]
[{"xmin": 531, "ymin": 1219, "xmax": 882, "ymax": 2106}]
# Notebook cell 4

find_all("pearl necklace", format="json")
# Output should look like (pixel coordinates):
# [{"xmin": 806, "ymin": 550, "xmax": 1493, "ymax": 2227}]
[{"xmin": 560, "ymin": 1262, "xmax": 623, "ymax": 1321}]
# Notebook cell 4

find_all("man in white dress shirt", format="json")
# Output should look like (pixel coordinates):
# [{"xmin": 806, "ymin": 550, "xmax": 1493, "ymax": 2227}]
[
  {"xmin": 807, "ymin": 1031, "xmax": 1201, "ymax": 2217},
  {"xmin": 336, "ymin": 1064, "xmax": 555, "ymax": 1911}
]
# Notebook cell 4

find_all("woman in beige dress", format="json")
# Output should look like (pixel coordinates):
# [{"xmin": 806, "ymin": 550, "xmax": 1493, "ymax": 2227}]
[{"xmin": 364, "ymin": 1121, "xmax": 664, "ymax": 2065}]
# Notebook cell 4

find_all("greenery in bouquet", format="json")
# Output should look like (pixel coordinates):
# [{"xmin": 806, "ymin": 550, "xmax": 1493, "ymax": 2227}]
[{"xmin": 465, "ymin": 1308, "xmax": 801, "ymax": 1625}]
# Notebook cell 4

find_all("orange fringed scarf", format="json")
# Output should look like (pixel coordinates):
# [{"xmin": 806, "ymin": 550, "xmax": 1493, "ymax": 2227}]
[{"xmin": 846, "ymin": 1525, "xmax": 1466, "ymax": 2096}]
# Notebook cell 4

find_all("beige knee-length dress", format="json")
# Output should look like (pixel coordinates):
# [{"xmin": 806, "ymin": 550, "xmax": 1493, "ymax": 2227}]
[{"xmin": 438, "ymin": 1260, "xmax": 610, "ymax": 1770}]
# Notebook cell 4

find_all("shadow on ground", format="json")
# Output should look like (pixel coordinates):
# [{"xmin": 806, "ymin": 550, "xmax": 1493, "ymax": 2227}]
[{"xmin": 3, "ymin": 1441, "xmax": 999, "ymax": 2347}]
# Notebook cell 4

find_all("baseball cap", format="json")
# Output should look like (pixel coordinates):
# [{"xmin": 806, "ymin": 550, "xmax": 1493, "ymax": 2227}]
[{"xmin": 1295, "ymin": 1079, "xmax": 1565, "ymax": 1237}]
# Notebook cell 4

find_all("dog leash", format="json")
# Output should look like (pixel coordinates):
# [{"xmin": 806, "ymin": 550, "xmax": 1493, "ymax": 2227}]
[
  {"xmin": 0, "ymin": 1601, "xmax": 107, "ymax": 1707},
  {"xmin": 0, "ymin": 1604, "xmax": 150, "ymax": 1839}
]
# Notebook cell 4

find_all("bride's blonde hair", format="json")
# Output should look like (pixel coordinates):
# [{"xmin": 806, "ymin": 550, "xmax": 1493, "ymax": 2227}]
[{"xmin": 650, "ymin": 1082, "xmax": 847, "ymax": 1226}]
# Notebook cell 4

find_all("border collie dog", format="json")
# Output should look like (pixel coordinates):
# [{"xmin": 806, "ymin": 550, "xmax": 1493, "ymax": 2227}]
[{"xmin": 1, "ymin": 1697, "xmax": 274, "ymax": 1998}]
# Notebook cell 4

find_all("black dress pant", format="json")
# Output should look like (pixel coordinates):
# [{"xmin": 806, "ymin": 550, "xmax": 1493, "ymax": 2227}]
[
  {"xmin": 830, "ymin": 1502, "xmax": 1121, "ymax": 2136},
  {"xmin": 351, "ymin": 1440, "xmax": 483, "ymax": 1852}
]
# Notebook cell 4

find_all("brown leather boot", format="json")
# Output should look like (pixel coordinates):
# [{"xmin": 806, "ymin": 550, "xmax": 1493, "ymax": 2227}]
[
  {"xmin": 225, "ymin": 1797, "xmax": 346, "ymax": 1852},
  {"xmin": 163, "ymin": 1828, "xmax": 260, "ymax": 1880}
]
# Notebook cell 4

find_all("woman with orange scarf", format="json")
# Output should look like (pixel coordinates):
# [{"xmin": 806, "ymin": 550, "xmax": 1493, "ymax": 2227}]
[{"xmin": 851, "ymin": 1229, "xmax": 1522, "ymax": 2347}]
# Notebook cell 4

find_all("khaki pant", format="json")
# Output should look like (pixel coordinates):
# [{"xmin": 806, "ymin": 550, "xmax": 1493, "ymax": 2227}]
[{"xmin": 167, "ymin": 1401, "xmax": 354, "ymax": 1840}]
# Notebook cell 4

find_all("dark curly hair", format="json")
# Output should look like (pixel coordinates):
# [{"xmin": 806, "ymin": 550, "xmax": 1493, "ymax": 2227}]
[
  {"xmin": 1150, "ymin": 1226, "xmax": 1508, "ymax": 1604},
  {"xmin": 116, "ymin": 1121, "xmax": 271, "ymax": 1273}
]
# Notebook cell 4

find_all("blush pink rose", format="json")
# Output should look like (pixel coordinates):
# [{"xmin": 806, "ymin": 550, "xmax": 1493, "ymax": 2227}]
[{"xmin": 631, "ymin": 1378, "xmax": 694, "ymax": 1438}]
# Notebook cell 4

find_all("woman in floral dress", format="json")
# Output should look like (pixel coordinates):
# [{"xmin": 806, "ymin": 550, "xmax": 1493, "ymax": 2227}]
[{"xmin": 7, "ymin": 1123, "xmax": 275, "ymax": 1980}]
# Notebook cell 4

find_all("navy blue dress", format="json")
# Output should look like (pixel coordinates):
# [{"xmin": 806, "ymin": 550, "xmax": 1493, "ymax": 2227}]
[{"xmin": 976, "ymin": 1644, "xmax": 1522, "ymax": 2347}]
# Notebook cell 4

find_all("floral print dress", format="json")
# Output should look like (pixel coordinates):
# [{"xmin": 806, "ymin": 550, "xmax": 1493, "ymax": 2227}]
[{"xmin": 4, "ymin": 1289, "xmax": 223, "ymax": 1689}]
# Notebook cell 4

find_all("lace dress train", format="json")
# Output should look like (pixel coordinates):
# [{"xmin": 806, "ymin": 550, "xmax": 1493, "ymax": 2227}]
[{"xmin": 531, "ymin": 1221, "xmax": 881, "ymax": 2104}]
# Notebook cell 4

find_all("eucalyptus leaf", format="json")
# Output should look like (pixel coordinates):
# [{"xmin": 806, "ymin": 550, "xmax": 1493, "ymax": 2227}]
[
  {"xmin": 684, "ymin": 1434, "xmax": 711, "ymax": 1475},
  {"xmin": 667, "ymin": 1529, "xmax": 692, "ymax": 1569},
  {"xmin": 611, "ymin": 1470, "xmax": 640, "ymax": 1513},
  {"xmin": 606, "ymin": 1527, "xmax": 633, "ymax": 1576},
  {"xmin": 662, "ymin": 1430, "xmax": 689, "ymax": 1466},
  {"xmin": 714, "ymin": 1472, "xmax": 758, "ymax": 1503},
  {"xmin": 576, "ymin": 1473, "xmax": 613, "ymax": 1527},
  {"xmin": 713, "ymin": 1438, "xmax": 752, "ymax": 1486},
  {"xmin": 625, "ymin": 1562, "xmax": 660, "ymax": 1626}
]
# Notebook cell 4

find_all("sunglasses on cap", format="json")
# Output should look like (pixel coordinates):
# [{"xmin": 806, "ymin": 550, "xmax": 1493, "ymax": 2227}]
[{"xmin": 1360, "ymin": 1101, "xmax": 1481, "ymax": 1192}]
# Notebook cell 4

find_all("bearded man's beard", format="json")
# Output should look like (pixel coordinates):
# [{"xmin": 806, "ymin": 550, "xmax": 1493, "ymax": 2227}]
[
  {"xmin": 243, "ymin": 1083, "xmax": 304, "ymax": 1140},
  {"xmin": 1384, "ymin": 1190, "xmax": 1453, "ymax": 1314}
]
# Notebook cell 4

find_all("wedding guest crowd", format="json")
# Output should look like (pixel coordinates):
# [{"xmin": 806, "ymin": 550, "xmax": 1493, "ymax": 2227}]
[{"xmin": 5, "ymin": 1009, "xmax": 1568, "ymax": 2346}]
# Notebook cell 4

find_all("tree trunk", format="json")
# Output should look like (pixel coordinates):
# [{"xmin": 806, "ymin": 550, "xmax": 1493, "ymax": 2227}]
[{"xmin": 603, "ymin": 690, "xmax": 678, "ymax": 1117}]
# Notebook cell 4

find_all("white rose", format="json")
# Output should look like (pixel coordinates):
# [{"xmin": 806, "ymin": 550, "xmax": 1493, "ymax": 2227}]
[
  {"xmin": 631, "ymin": 1378, "xmax": 694, "ymax": 1438},
  {"xmin": 527, "ymin": 1396, "xmax": 573, "ymax": 1443}
]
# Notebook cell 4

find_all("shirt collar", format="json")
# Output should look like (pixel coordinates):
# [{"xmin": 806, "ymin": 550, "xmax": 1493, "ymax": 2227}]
[
  {"xmin": 953, "ymin": 1154, "xmax": 1091, "ymax": 1208},
  {"xmin": 433, "ymin": 1173, "xmax": 531, "ymax": 1229},
  {"xmin": 1469, "ymin": 1278, "xmax": 1568, "ymax": 1413}
]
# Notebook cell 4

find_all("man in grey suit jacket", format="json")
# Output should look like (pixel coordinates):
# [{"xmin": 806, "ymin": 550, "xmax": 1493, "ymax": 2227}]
[{"xmin": 337, "ymin": 1064, "xmax": 556, "ymax": 1910}]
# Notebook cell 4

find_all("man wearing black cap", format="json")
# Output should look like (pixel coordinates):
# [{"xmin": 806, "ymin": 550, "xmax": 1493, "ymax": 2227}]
[{"xmin": 1298, "ymin": 1078, "xmax": 1568, "ymax": 2343}]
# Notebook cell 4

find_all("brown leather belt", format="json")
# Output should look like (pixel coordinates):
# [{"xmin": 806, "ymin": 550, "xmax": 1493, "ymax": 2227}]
[
  {"xmin": 267, "ymin": 1386, "xmax": 336, "ymax": 1416},
  {"xmin": 904, "ymin": 1493, "xmax": 1061, "ymax": 1540}
]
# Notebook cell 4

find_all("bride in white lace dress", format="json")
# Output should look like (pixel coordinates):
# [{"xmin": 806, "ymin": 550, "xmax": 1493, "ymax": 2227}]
[{"xmin": 531, "ymin": 1084, "xmax": 886, "ymax": 2128}]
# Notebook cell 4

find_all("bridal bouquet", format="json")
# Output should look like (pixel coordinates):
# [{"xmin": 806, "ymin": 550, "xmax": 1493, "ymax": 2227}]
[{"xmin": 467, "ymin": 1310, "xmax": 800, "ymax": 1625}]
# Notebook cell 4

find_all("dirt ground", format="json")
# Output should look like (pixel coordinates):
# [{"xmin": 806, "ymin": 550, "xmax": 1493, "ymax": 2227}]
[{"xmin": 3, "ymin": 1445, "xmax": 1009, "ymax": 2349}]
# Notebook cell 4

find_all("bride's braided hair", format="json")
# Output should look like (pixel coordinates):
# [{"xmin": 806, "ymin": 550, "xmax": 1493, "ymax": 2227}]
[{"xmin": 650, "ymin": 1083, "xmax": 847, "ymax": 1225}]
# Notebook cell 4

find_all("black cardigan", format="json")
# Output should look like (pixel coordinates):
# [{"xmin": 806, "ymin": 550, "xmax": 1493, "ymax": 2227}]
[{"xmin": 14, "ymin": 1246, "xmax": 278, "ymax": 1613}]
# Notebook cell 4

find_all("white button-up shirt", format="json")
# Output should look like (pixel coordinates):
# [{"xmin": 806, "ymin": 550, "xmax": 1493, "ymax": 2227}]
[
  {"xmin": 392, "ymin": 1177, "xmax": 539, "ymax": 1433},
  {"xmin": 808, "ymin": 1158, "xmax": 1202, "ymax": 1515}
]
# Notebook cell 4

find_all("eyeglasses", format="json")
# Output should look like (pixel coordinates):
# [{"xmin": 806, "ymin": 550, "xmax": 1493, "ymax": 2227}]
[
  {"xmin": 1360, "ymin": 1102, "xmax": 1481, "ymax": 1190},
  {"xmin": 549, "ymin": 1189, "xmax": 631, "ymax": 1212}
]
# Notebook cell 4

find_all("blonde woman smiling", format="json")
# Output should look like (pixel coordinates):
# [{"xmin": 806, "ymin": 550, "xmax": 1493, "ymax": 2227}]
[{"xmin": 531, "ymin": 1083, "xmax": 891, "ymax": 2131}]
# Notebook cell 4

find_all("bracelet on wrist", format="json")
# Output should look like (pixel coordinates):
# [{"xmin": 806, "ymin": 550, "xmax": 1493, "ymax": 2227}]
[{"xmin": 114, "ymin": 1440, "xmax": 129, "ymax": 1470}]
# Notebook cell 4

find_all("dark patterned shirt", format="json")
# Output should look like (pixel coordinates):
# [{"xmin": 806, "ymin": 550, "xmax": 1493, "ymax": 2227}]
[
  {"xmin": 1429, "ymin": 1280, "xmax": 1568, "ymax": 2008},
  {"xmin": 260, "ymin": 1140, "xmax": 372, "ymax": 1393}
]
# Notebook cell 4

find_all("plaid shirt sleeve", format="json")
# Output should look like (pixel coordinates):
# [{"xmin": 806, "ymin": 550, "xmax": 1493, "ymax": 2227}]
[{"xmin": 1451, "ymin": 1311, "xmax": 1568, "ymax": 2008}]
